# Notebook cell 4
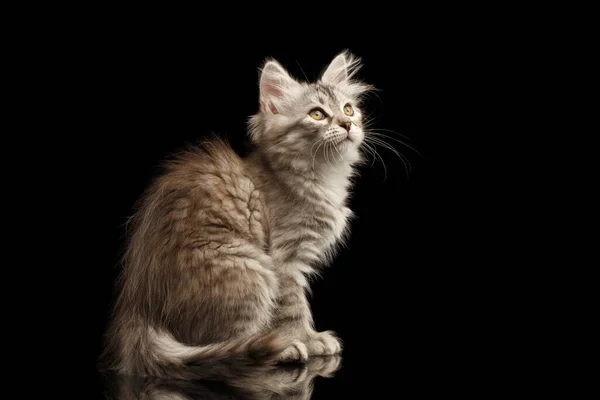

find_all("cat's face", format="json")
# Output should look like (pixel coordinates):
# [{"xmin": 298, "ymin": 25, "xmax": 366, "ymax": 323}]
[{"xmin": 249, "ymin": 51, "xmax": 372, "ymax": 169}]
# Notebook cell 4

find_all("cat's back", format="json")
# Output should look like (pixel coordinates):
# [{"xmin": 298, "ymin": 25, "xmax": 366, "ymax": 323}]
[
  {"xmin": 164, "ymin": 137, "xmax": 247, "ymax": 185},
  {"xmin": 136, "ymin": 138, "xmax": 267, "ymax": 250}
]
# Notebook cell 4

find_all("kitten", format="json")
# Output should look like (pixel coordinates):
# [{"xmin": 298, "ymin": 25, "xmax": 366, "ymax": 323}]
[{"xmin": 101, "ymin": 50, "xmax": 374, "ymax": 379}]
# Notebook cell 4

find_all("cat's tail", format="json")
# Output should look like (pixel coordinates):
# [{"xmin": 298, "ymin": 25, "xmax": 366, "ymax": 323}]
[{"xmin": 138, "ymin": 327, "xmax": 289, "ymax": 380}]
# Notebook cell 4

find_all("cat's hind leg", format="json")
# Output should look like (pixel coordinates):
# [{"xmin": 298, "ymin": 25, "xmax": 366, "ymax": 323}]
[{"xmin": 165, "ymin": 243, "xmax": 280, "ymax": 346}]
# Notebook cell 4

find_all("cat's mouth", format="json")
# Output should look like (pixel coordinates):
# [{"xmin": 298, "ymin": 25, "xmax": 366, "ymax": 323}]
[
  {"xmin": 336, "ymin": 131, "xmax": 353, "ymax": 143},
  {"xmin": 340, "ymin": 132, "xmax": 354, "ymax": 145},
  {"xmin": 326, "ymin": 131, "xmax": 356, "ymax": 150}
]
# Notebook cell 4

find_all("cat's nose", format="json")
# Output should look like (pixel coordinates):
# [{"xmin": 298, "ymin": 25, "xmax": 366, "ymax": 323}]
[{"xmin": 339, "ymin": 121, "xmax": 351, "ymax": 132}]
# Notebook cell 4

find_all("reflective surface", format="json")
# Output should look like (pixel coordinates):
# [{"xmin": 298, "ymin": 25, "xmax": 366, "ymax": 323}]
[{"xmin": 102, "ymin": 356, "xmax": 341, "ymax": 400}]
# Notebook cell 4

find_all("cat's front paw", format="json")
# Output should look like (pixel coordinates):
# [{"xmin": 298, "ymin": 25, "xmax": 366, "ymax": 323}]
[
  {"xmin": 278, "ymin": 339, "xmax": 309, "ymax": 363},
  {"xmin": 305, "ymin": 331, "xmax": 342, "ymax": 356}
]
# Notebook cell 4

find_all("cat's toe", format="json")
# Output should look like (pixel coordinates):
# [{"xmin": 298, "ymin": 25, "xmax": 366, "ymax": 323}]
[
  {"xmin": 306, "ymin": 331, "xmax": 342, "ymax": 356},
  {"xmin": 278, "ymin": 340, "xmax": 309, "ymax": 363}
]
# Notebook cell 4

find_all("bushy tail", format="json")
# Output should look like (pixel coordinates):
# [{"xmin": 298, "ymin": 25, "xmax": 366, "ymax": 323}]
[{"xmin": 131, "ymin": 329, "xmax": 289, "ymax": 381}]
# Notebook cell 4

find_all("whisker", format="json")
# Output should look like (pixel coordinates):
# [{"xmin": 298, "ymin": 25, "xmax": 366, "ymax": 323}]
[
  {"xmin": 365, "ymin": 136, "xmax": 404, "ymax": 159},
  {"xmin": 363, "ymin": 87, "xmax": 384, "ymax": 104},
  {"xmin": 362, "ymin": 114, "xmax": 383, "ymax": 124},
  {"xmin": 295, "ymin": 59, "xmax": 310, "ymax": 82},
  {"xmin": 365, "ymin": 136, "xmax": 410, "ymax": 166},
  {"xmin": 361, "ymin": 112, "xmax": 381, "ymax": 125},
  {"xmin": 362, "ymin": 117, "xmax": 415, "ymax": 143},
  {"xmin": 369, "ymin": 143, "xmax": 388, "ymax": 182},
  {"xmin": 367, "ymin": 128, "xmax": 413, "ymax": 142},
  {"xmin": 332, "ymin": 138, "xmax": 344, "ymax": 167},
  {"xmin": 359, "ymin": 139, "xmax": 389, "ymax": 181},
  {"xmin": 311, "ymin": 138, "xmax": 326, "ymax": 171},
  {"xmin": 323, "ymin": 141, "xmax": 332, "ymax": 169},
  {"xmin": 364, "ymin": 137, "xmax": 410, "ymax": 178},
  {"xmin": 327, "ymin": 140, "xmax": 338, "ymax": 169},
  {"xmin": 367, "ymin": 136, "xmax": 414, "ymax": 175},
  {"xmin": 362, "ymin": 115, "xmax": 393, "ymax": 130},
  {"xmin": 327, "ymin": 141, "xmax": 336, "ymax": 169},
  {"xmin": 360, "ymin": 142, "xmax": 378, "ymax": 167},
  {"xmin": 368, "ymin": 131, "xmax": 421, "ymax": 156}
]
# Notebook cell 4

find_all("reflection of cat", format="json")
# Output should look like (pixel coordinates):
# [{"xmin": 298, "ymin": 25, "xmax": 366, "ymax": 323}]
[
  {"xmin": 104, "ymin": 356, "xmax": 341, "ymax": 400},
  {"xmin": 101, "ymin": 51, "xmax": 375, "ymax": 379}
]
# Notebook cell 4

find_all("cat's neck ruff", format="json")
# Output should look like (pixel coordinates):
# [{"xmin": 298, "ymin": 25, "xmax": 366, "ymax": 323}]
[{"xmin": 255, "ymin": 148, "xmax": 356, "ymax": 207}]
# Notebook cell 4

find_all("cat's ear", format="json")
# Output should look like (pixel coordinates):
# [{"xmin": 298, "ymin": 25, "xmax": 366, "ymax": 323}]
[
  {"xmin": 259, "ymin": 60, "xmax": 299, "ymax": 114},
  {"xmin": 321, "ymin": 50, "xmax": 361, "ymax": 86}
]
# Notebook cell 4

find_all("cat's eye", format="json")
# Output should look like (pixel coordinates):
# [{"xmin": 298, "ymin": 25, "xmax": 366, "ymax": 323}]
[
  {"xmin": 343, "ymin": 104, "xmax": 354, "ymax": 116},
  {"xmin": 309, "ymin": 109, "xmax": 326, "ymax": 120}
]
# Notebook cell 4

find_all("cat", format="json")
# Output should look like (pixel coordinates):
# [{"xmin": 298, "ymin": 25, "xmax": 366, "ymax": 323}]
[{"xmin": 101, "ymin": 50, "xmax": 374, "ymax": 380}]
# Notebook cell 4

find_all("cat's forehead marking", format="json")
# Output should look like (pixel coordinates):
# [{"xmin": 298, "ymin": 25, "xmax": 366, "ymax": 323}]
[
  {"xmin": 315, "ymin": 83, "xmax": 337, "ymax": 101},
  {"xmin": 304, "ymin": 82, "xmax": 336, "ymax": 102}
]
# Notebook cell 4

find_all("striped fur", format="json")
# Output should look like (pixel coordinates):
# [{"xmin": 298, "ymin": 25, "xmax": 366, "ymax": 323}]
[{"xmin": 101, "ymin": 51, "xmax": 373, "ymax": 379}]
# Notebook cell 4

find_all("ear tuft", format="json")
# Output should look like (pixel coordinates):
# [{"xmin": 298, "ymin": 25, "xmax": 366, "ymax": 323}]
[{"xmin": 321, "ymin": 50, "xmax": 362, "ymax": 85}]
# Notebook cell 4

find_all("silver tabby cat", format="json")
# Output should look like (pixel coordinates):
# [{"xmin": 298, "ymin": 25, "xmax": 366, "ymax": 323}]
[{"xmin": 102, "ymin": 51, "xmax": 374, "ymax": 379}]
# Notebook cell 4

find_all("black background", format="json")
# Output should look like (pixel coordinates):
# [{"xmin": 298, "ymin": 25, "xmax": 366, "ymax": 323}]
[{"xmin": 63, "ymin": 17, "xmax": 520, "ymax": 398}]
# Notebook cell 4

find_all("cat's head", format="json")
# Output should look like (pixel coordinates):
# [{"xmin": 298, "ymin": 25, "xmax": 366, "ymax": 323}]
[{"xmin": 249, "ymin": 51, "xmax": 373, "ymax": 170}]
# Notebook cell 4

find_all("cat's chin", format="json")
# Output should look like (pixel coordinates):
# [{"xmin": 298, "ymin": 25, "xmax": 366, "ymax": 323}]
[
  {"xmin": 340, "ymin": 137, "xmax": 362, "ymax": 151},
  {"xmin": 333, "ymin": 140, "xmax": 362, "ymax": 164},
  {"xmin": 337, "ymin": 141, "xmax": 353, "ymax": 156}
]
